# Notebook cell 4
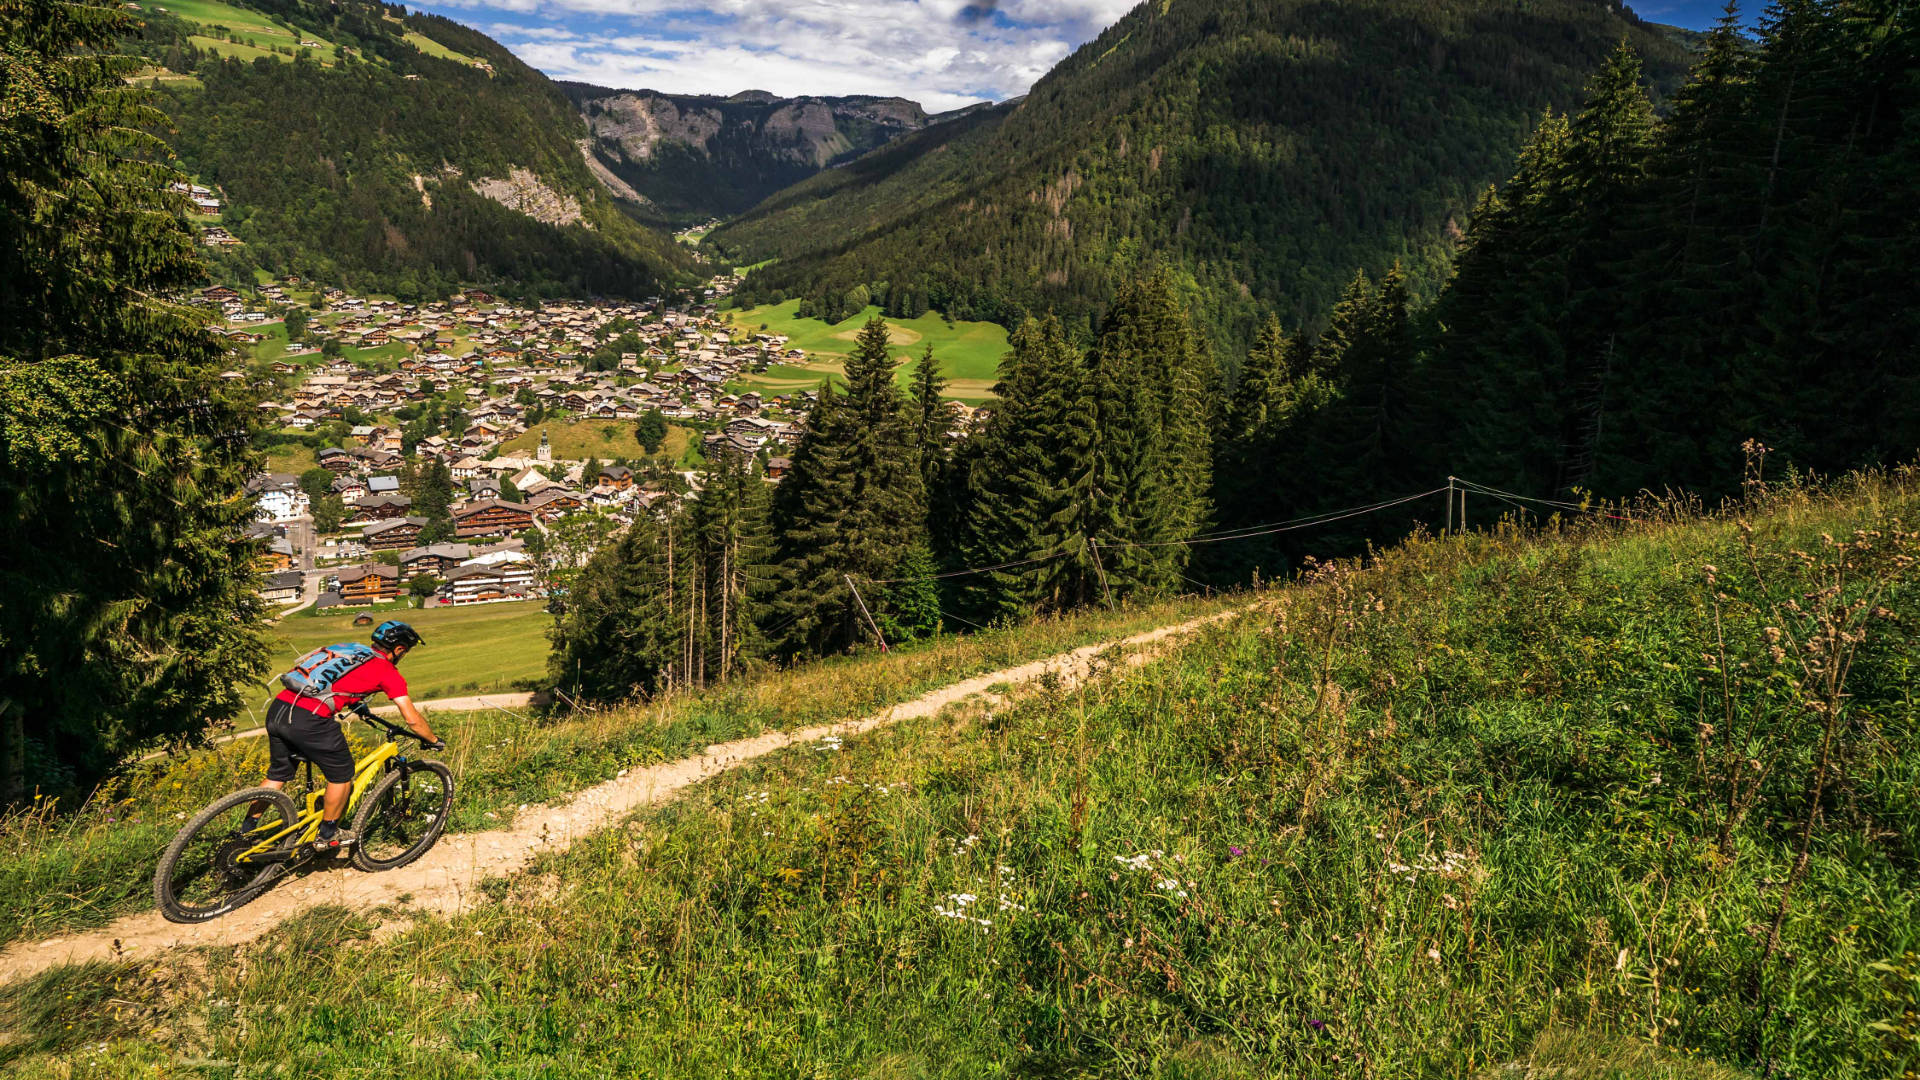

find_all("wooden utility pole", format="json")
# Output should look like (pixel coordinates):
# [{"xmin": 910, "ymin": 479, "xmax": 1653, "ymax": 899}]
[
  {"xmin": 1446, "ymin": 476, "xmax": 1454, "ymax": 533},
  {"xmin": 845, "ymin": 574, "xmax": 888, "ymax": 652},
  {"xmin": 1088, "ymin": 538, "xmax": 1115, "ymax": 609}
]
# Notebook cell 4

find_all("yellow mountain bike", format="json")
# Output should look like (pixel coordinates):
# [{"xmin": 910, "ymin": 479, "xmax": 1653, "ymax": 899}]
[{"xmin": 153, "ymin": 704, "xmax": 453, "ymax": 924}]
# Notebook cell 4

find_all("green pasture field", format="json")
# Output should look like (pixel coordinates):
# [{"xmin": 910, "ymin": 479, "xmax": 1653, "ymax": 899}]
[
  {"xmin": 254, "ymin": 599, "xmax": 554, "ymax": 714},
  {"xmin": 497, "ymin": 419, "xmax": 697, "ymax": 465},
  {"xmin": 161, "ymin": 0, "xmax": 303, "ymax": 38},
  {"xmin": 400, "ymin": 29, "xmax": 479, "ymax": 65},
  {"xmin": 724, "ymin": 300, "xmax": 1008, "ymax": 402},
  {"xmin": 184, "ymin": 34, "xmax": 295, "ymax": 64},
  {"xmin": 262, "ymin": 440, "xmax": 315, "ymax": 474}
]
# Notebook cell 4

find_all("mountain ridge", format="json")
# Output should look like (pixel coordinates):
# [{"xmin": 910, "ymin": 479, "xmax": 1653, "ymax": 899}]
[
  {"xmin": 121, "ymin": 0, "xmax": 694, "ymax": 300},
  {"xmin": 709, "ymin": 0, "xmax": 1691, "ymax": 347},
  {"xmin": 560, "ymin": 83, "xmax": 961, "ymax": 222}
]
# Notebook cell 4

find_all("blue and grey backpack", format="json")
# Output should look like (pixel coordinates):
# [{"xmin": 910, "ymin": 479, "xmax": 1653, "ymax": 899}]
[{"xmin": 279, "ymin": 642, "xmax": 378, "ymax": 712}]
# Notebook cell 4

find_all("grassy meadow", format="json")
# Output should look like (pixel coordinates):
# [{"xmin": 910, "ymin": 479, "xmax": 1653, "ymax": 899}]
[
  {"xmin": 254, "ymin": 600, "xmax": 556, "ymax": 715},
  {"xmin": 0, "ymin": 593, "xmax": 1239, "ymax": 962},
  {"xmin": 67, "ymin": 471, "xmax": 1910, "ymax": 1078},
  {"xmin": 6, "ymin": 472, "xmax": 1917, "ymax": 1076},
  {"xmin": 497, "ymin": 419, "xmax": 698, "ymax": 466},
  {"xmin": 724, "ymin": 300, "xmax": 1010, "ymax": 402}
]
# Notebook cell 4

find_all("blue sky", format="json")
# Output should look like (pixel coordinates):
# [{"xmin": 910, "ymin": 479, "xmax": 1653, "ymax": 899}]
[{"xmin": 402, "ymin": 0, "xmax": 1747, "ymax": 113}]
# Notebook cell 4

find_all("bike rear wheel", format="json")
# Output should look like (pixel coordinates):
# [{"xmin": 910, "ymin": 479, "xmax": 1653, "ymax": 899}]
[
  {"xmin": 350, "ymin": 760, "xmax": 453, "ymax": 871},
  {"xmin": 154, "ymin": 787, "xmax": 301, "ymax": 923}
]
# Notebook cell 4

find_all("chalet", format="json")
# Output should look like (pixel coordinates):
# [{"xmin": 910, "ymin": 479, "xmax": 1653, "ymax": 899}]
[
  {"xmin": 365, "ymin": 475, "xmax": 402, "ymax": 497},
  {"xmin": 362, "ymin": 515, "xmax": 428, "ymax": 550},
  {"xmin": 256, "ymin": 537, "xmax": 297, "ymax": 571},
  {"xmin": 525, "ymin": 488, "xmax": 583, "ymax": 521},
  {"xmin": 596, "ymin": 465, "xmax": 634, "ymax": 492},
  {"xmin": 201, "ymin": 285, "xmax": 239, "ymax": 304},
  {"xmin": 336, "ymin": 564, "xmax": 401, "ymax": 605},
  {"xmin": 452, "ymin": 499, "xmax": 534, "ymax": 539},
  {"xmin": 317, "ymin": 448, "xmax": 355, "ymax": 474},
  {"xmin": 331, "ymin": 475, "xmax": 367, "ymax": 502},
  {"xmin": 399, "ymin": 543, "xmax": 471, "ymax": 577},
  {"xmin": 766, "ymin": 456, "xmax": 792, "ymax": 481},
  {"xmin": 352, "ymin": 492, "xmax": 413, "ymax": 521},
  {"xmin": 259, "ymin": 569, "xmax": 305, "ymax": 605},
  {"xmin": 441, "ymin": 564, "xmax": 524, "ymax": 604}
]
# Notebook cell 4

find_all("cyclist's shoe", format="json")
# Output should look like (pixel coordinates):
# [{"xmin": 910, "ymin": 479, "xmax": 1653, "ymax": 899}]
[{"xmin": 310, "ymin": 828, "xmax": 356, "ymax": 855}]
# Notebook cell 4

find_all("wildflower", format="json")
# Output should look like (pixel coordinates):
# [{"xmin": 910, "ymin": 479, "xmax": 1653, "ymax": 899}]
[
  {"xmin": 1306, "ymin": 1018, "xmax": 1326, "ymax": 1032},
  {"xmin": 1227, "ymin": 846, "xmax": 1245, "ymax": 859},
  {"xmin": 1155, "ymin": 879, "xmax": 1188, "ymax": 899},
  {"xmin": 1426, "ymin": 946, "xmax": 1441, "ymax": 962}
]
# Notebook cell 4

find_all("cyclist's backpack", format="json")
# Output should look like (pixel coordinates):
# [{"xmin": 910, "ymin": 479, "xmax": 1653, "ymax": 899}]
[{"xmin": 279, "ymin": 642, "xmax": 378, "ymax": 711}]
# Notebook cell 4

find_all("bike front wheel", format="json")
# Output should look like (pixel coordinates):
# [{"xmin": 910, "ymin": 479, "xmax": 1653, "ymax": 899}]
[
  {"xmin": 350, "ymin": 760, "xmax": 454, "ymax": 871},
  {"xmin": 154, "ymin": 787, "xmax": 301, "ymax": 923}
]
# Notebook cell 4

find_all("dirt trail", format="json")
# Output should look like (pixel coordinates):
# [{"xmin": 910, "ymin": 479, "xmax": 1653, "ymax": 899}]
[{"xmin": 0, "ymin": 612, "xmax": 1235, "ymax": 985}]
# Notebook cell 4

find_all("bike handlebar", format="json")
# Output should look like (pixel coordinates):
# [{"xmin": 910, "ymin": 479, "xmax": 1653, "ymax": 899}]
[{"xmin": 347, "ymin": 702, "xmax": 442, "ymax": 749}]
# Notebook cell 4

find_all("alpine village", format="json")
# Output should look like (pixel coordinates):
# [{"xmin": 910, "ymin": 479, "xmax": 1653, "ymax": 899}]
[{"xmin": 2, "ymin": 0, "xmax": 1919, "ymax": 1075}]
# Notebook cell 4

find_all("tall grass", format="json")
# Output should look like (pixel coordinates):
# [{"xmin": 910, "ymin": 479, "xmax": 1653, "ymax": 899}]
[
  {"xmin": 6, "ymin": 470, "xmax": 1919, "ymax": 1077},
  {"xmin": 0, "ymin": 592, "xmax": 1238, "ymax": 949}
]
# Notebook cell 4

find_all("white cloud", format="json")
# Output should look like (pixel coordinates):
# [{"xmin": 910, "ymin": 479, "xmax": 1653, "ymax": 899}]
[{"xmin": 417, "ymin": 0, "xmax": 1144, "ymax": 111}]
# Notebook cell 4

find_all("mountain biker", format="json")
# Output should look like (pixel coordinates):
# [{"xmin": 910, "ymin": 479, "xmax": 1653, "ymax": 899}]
[{"xmin": 254, "ymin": 620, "xmax": 444, "ymax": 854}]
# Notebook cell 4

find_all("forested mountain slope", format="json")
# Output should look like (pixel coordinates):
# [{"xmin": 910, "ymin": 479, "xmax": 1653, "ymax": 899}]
[
  {"xmin": 562, "ymin": 84, "xmax": 939, "ymax": 222},
  {"xmin": 708, "ymin": 0, "xmax": 1688, "ymax": 345},
  {"xmin": 122, "ymin": 0, "xmax": 694, "ymax": 299}
]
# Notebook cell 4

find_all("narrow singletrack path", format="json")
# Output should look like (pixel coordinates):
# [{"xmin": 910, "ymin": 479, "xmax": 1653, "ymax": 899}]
[{"xmin": 0, "ymin": 612, "xmax": 1233, "ymax": 984}]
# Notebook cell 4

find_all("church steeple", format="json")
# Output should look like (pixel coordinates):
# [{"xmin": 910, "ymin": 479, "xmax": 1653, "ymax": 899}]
[{"xmin": 536, "ymin": 427, "xmax": 551, "ymax": 463}]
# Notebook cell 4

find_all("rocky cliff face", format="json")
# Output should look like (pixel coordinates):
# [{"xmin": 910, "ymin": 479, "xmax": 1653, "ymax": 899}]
[
  {"xmin": 562, "ymin": 84, "xmax": 933, "ymax": 221},
  {"xmin": 470, "ymin": 168, "xmax": 589, "ymax": 228}
]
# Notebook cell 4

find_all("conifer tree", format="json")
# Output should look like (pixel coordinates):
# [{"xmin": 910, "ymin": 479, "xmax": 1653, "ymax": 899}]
[
  {"xmin": 957, "ymin": 316, "xmax": 1084, "ymax": 620},
  {"xmin": 768, "ymin": 317, "xmax": 924, "ymax": 657},
  {"xmin": 909, "ymin": 342, "xmax": 955, "ymax": 500},
  {"xmin": 689, "ymin": 444, "xmax": 771, "ymax": 682},
  {"xmin": 0, "ymin": 0, "xmax": 266, "ymax": 797},
  {"xmin": 549, "ymin": 512, "xmax": 675, "ymax": 701}
]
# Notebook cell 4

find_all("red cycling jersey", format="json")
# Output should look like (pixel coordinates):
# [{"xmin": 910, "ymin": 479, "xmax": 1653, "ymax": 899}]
[{"xmin": 275, "ymin": 652, "xmax": 410, "ymax": 718}]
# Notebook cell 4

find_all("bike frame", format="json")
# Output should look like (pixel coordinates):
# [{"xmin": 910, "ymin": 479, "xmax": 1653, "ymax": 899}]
[{"xmin": 229, "ymin": 729, "xmax": 402, "ymax": 863}]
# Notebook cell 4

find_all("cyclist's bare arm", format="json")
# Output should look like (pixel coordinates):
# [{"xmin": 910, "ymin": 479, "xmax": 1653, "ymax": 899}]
[{"xmin": 390, "ymin": 696, "xmax": 440, "ymax": 745}]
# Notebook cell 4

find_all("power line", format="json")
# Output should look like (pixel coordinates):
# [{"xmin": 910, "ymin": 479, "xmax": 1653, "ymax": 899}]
[{"xmin": 1105, "ymin": 486, "xmax": 1450, "ymax": 549}]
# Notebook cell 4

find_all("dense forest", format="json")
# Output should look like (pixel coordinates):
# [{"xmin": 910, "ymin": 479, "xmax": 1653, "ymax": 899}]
[
  {"xmin": 708, "ymin": 0, "xmax": 1691, "ymax": 349},
  {"xmin": 2, "ymin": 0, "xmax": 267, "ymax": 797},
  {"xmin": 122, "ymin": 0, "xmax": 693, "ymax": 300},
  {"xmin": 562, "ymin": 84, "xmax": 936, "ymax": 222},
  {"xmin": 558, "ymin": 0, "xmax": 1918, "ymax": 701}
]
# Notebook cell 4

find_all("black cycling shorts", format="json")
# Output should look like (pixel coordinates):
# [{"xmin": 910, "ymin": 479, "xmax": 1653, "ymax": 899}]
[{"xmin": 265, "ymin": 698, "xmax": 356, "ymax": 784}]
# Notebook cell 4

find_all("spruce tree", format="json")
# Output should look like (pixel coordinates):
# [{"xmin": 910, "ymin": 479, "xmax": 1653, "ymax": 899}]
[
  {"xmin": 768, "ymin": 317, "xmax": 924, "ymax": 657},
  {"xmin": 957, "ymin": 316, "xmax": 1084, "ymax": 620},
  {"xmin": 0, "ymin": 0, "xmax": 267, "ymax": 797},
  {"xmin": 549, "ymin": 512, "xmax": 674, "ymax": 701},
  {"xmin": 689, "ymin": 444, "xmax": 771, "ymax": 682},
  {"xmin": 909, "ymin": 341, "xmax": 955, "ymax": 500}
]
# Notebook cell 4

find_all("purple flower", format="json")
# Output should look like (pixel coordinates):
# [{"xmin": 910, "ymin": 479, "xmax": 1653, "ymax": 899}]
[
  {"xmin": 1228, "ymin": 846, "xmax": 1245, "ymax": 859},
  {"xmin": 1306, "ymin": 1018, "xmax": 1326, "ymax": 1032}
]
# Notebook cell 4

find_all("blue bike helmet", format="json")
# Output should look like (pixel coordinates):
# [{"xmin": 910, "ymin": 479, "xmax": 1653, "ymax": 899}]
[{"xmin": 371, "ymin": 620, "xmax": 425, "ymax": 650}]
